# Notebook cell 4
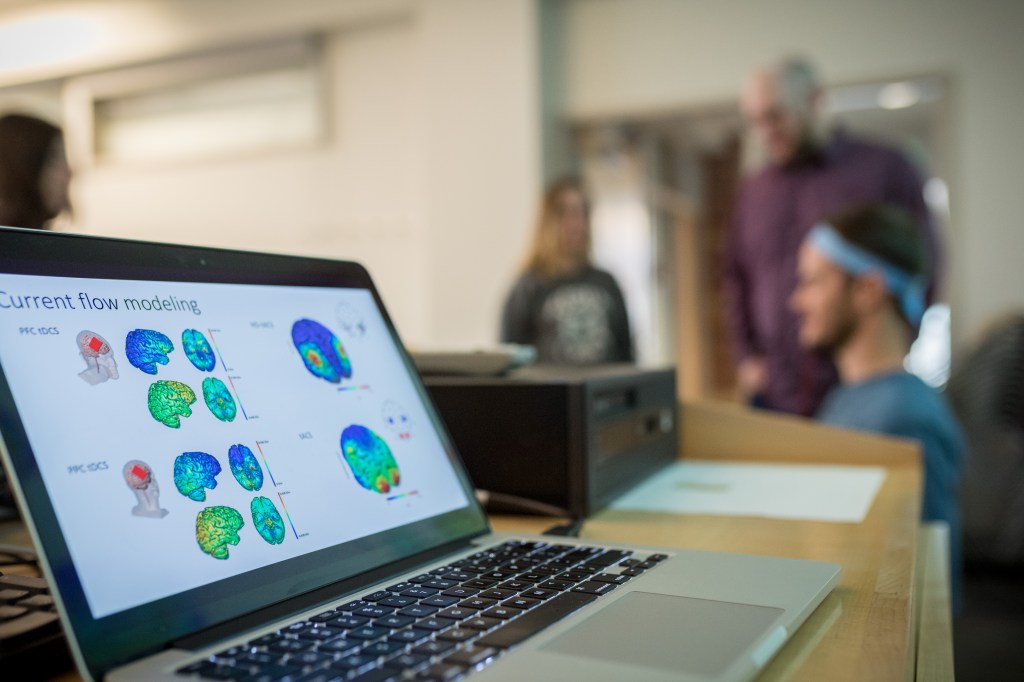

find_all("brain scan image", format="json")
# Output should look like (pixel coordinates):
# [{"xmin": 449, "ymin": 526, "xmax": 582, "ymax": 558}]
[
  {"xmin": 381, "ymin": 399, "xmax": 412, "ymax": 440},
  {"xmin": 291, "ymin": 319, "xmax": 352, "ymax": 384},
  {"xmin": 336, "ymin": 302, "xmax": 367, "ymax": 338},
  {"xmin": 340, "ymin": 425, "xmax": 401, "ymax": 494},
  {"xmin": 228, "ymin": 444, "xmax": 263, "ymax": 491},
  {"xmin": 173, "ymin": 452, "xmax": 222, "ymax": 501},
  {"xmin": 251, "ymin": 496, "xmax": 286, "ymax": 545},
  {"xmin": 195, "ymin": 506, "xmax": 244, "ymax": 560},
  {"xmin": 181, "ymin": 329, "xmax": 216, "ymax": 372},
  {"xmin": 125, "ymin": 329, "xmax": 174, "ymax": 375},
  {"xmin": 122, "ymin": 460, "xmax": 168, "ymax": 518},
  {"xmin": 76, "ymin": 330, "xmax": 119, "ymax": 385},
  {"xmin": 203, "ymin": 377, "xmax": 237, "ymax": 422},
  {"xmin": 148, "ymin": 380, "xmax": 197, "ymax": 428}
]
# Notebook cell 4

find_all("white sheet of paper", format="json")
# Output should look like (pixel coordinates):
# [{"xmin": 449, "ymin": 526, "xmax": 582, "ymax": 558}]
[{"xmin": 610, "ymin": 460, "xmax": 887, "ymax": 523}]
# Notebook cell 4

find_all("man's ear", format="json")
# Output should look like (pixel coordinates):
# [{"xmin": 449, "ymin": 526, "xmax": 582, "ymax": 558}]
[{"xmin": 852, "ymin": 270, "xmax": 889, "ymax": 314}]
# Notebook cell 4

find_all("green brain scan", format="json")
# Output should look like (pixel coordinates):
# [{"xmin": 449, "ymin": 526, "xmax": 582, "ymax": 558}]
[
  {"xmin": 251, "ymin": 496, "xmax": 286, "ymax": 545},
  {"xmin": 195, "ymin": 506, "xmax": 244, "ymax": 560},
  {"xmin": 203, "ymin": 377, "xmax": 237, "ymax": 422},
  {"xmin": 148, "ymin": 380, "xmax": 197, "ymax": 428}
]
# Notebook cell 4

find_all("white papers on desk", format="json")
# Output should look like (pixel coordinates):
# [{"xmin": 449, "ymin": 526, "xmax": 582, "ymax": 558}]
[{"xmin": 610, "ymin": 460, "xmax": 887, "ymax": 523}]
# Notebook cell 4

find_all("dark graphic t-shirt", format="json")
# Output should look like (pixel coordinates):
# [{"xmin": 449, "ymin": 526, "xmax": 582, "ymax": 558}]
[{"xmin": 500, "ymin": 266, "xmax": 633, "ymax": 365}]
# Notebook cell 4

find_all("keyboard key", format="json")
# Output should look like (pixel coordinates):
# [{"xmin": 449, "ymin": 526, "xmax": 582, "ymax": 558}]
[
  {"xmin": 321, "ymin": 639, "xmax": 362, "ymax": 655},
  {"xmin": 412, "ymin": 640, "xmax": 456, "ymax": 657},
  {"xmin": 333, "ymin": 653, "xmax": 378, "ymax": 672},
  {"xmin": 348, "ymin": 625, "xmax": 391, "ymax": 640},
  {"xmin": 289, "ymin": 651, "xmax": 335, "ymax": 667},
  {"xmin": 415, "ymin": 617, "xmax": 456, "ymax": 631},
  {"xmin": 388, "ymin": 628, "xmax": 430, "ymax": 644},
  {"xmin": 497, "ymin": 579, "xmax": 533, "ymax": 591},
  {"xmin": 408, "ymin": 574, "xmax": 434, "ymax": 584},
  {"xmin": 423, "ymin": 579, "xmax": 458, "ymax": 590},
  {"xmin": 390, "ymin": 653, "xmax": 429, "ymax": 669},
  {"xmin": 401, "ymin": 587, "xmax": 439, "ymax": 599},
  {"xmin": 440, "ymin": 586, "xmax": 478, "ymax": 598},
  {"xmin": 386, "ymin": 582, "xmax": 416, "ymax": 593},
  {"xmin": 362, "ymin": 640, "xmax": 406, "ymax": 656},
  {"xmin": 362, "ymin": 591, "xmax": 391, "ymax": 602},
  {"xmin": 268, "ymin": 639, "xmax": 315, "ymax": 653},
  {"xmin": 421, "ymin": 595, "xmax": 460, "ymax": 608},
  {"xmin": 590, "ymin": 573, "xmax": 631, "ymax": 585},
  {"xmin": 588, "ymin": 550, "xmax": 631, "ymax": 567},
  {"xmin": 463, "ymin": 616, "xmax": 501, "ymax": 631},
  {"xmin": 328, "ymin": 615, "xmax": 369, "ymax": 628},
  {"xmin": 436, "ymin": 607, "xmax": 474, "ymax": 621},
  {"xmin": 377, "ymin": 595, "xmax": 416, "ymax": 608},
  {"xmin": 297, "ymin": 626, "xmax": 345, "ymax": 641},
  {"xmin": 477, "ymin": 591, "xmax": 597, "ymax": 649},
  {"xmin": 355, "ymin": 605, "xmax": 395, "ymax": 619},
  {"xmin": 501, "ymin": 597, "xmax": 540, "ymax": 610},
  {"xmin": 622, "ymin": 567, "xmax": 646, "ymax": 577},
  {"xmin": 538, "ymin": 580, "xmax": 575, "ymax": 591},
  {"xmin": 398, "ymin": 604, "xmax": 438, "ymax": 618},
  {"xmin": 461, "ymin": 578, "xmax": 498, "ymax": 589},
  {"xmin": 436, "ymin": 627, "xmax": 477, "ymax": 643},
  {"xmin": 340, "ymin": 600, "xmax": 369, "ymax": 612},
  {"xmin": 375, "ymin": 614, "xmax": 415, "ymax": 629},
  {"xmin": 478, "ymin": 588, "xmax": 516, "ymax": 600},
  {"xmin": 570, "ymin": 581, "xmax": 619, "ymax": 596},
  {"xmin": 444, "ymin": 644, "xmax": 498, "ymax": 667},
  {"xmin": 520, "ymin": 588, "xmax": 558, "ymax": 601},
  {"xmin": 480, "ymin": 606, "xmax": 522, "ymax": 620},
  {"xmin": 458, "ymin": 597, "xmax": 495, "ymax": 610}
]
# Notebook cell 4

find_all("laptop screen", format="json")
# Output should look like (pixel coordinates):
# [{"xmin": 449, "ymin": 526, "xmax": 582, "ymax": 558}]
[{"xmin": 0, "ymin": 228, "xmax": 488, "ymax": 673}]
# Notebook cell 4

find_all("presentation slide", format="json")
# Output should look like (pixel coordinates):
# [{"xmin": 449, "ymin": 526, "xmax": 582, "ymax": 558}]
[{"xmin": 0, "ymin": 275, "xmax": 471, "ymax": 618}]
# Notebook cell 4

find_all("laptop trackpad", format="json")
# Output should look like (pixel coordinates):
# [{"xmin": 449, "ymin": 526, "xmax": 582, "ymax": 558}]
[{"xmin": 541, "ymin": 591, "xmax": 784, "ymax": 676}]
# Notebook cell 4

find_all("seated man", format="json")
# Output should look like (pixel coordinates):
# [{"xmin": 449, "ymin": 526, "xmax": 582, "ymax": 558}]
[{"xmin": 789, "ymin": 202, "xmax": 966, "ymax": 611}]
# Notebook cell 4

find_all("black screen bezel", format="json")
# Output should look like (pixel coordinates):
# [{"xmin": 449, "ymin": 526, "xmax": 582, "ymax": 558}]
[{"xmin": 0, "ymin": 226, "xmax": 491, "ymax": 678}]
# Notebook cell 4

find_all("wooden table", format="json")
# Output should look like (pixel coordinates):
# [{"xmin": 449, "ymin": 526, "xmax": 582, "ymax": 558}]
[
  {"xmin": 6, "ymin": 400, "xmax": 952, "ymax": 681},
  {"xmin": 492, "ymin": 400, "xmax": 953, "ymax": 682}
]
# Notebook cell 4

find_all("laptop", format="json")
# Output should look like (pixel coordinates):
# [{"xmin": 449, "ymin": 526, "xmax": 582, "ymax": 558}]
[{"xmin": 0, "ymin": 225, "xmax": 839, "ymax": 682}]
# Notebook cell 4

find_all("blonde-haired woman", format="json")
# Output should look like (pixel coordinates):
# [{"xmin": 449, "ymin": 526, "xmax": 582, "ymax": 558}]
[{"xmin": 501, "ymin": 176, "xmax": 633, "ymax": 365}]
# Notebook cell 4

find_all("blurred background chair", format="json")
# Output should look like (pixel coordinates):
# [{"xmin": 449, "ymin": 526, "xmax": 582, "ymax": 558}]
[{"xmin": 946, "ymin": 312, "xmax": 1024, "ymax": 681}]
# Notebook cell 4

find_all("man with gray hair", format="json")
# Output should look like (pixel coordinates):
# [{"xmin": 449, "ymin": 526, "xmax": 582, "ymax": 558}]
[{"xmin": 724, "ymin": 56, "xmax": 941, "ymax": 416}]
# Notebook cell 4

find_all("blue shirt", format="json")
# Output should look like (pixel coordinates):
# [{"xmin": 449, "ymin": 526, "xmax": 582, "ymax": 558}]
[{"xmin": 816, "ymin": 371, "xmax": 966, "ymax": 610}]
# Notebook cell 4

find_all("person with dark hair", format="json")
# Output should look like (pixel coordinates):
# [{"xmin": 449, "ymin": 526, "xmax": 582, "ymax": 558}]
[
  {"xmin": 725, "ymin": 56, "xmax": 942, "ymax": 417},
  {"xmin": 0, "ymin": 112, "xmax": 72, "ymax": 230},
  {"xmin": 789, "ymin": 201, "xmax": 965, "ymax": 611},
  {"xmin": 500, "ymin": 176, "xmax": 633, "ymax": 365}
]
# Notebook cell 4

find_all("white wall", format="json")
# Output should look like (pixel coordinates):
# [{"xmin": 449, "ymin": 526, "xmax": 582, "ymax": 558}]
[
  {"xmin": 0, "ymin": 0, "xmax": 543, "ymax": 350},
  {"xmin": 563, "ymin": 0, "xmax": 1024, "ymax": 349}
]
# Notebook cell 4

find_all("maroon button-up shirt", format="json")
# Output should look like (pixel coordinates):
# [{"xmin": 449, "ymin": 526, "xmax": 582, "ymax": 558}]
[{"xmin": 724, "ymin": 130, "xmax": 940, "ymax": 416}]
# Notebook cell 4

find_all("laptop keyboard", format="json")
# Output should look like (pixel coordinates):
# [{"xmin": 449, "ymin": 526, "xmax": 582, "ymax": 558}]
[
  {"xmin": 0, "ymin": 570, "xmax": 72, "ymax": 675},
  {"xmin": 176, "ymin": 540, "xmax": 669, "ymax": 682}
]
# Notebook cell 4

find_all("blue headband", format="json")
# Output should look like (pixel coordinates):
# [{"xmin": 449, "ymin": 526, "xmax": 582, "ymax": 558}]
[{"xmin": 806, "ymin": 223, "xmax": 926, "ymax": 327}]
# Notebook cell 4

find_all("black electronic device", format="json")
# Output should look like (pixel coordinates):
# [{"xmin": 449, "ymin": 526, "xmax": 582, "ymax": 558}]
[{"xmin": 424, "ymin": 364, "xmax": 678, "ymax": 518}]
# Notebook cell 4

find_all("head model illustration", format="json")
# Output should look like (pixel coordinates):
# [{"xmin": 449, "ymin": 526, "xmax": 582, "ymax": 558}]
[
  {"xmin": 381, "ymin": 399, "xmax": 412, "ymax": 440},
  {"xmin": 336, "ymin": 302, "xmax": 367, "ymax": 338},
  {"xmin": 291, "ymin": 318, "xmax": 352, "ymax": 384},
  {"xmin": 122, "ymin": 460, "xmax": 168, "ymax": 518},
  {"xmin": 76, "ymin": 330, "xmax": 119, "ymax": 385}
]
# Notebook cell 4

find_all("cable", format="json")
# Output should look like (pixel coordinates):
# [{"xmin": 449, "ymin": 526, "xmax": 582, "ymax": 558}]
[
  {"xmin": 0, "ymin": 542, "xmax": 37, "ymax": 567},
  {"xmin": 474, "ymin": 489, "xmax": 585, "ymax": 538}
]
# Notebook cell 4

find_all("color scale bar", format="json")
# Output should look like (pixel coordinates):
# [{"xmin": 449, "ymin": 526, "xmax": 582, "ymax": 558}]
[
  {"xmin": 254, "ymin": 442, "xmax": 278, "ymax": 487},
  {"xmin": 386, "ymin": 490, "xmax": 419, "ymax": 502},
  {"xmin": 338, "ymin": 384, "xmax": 372, "ymax": 392},
  {"xmin": 276, "ymin": 491, "xmax": 300, "ymax": 540}
]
